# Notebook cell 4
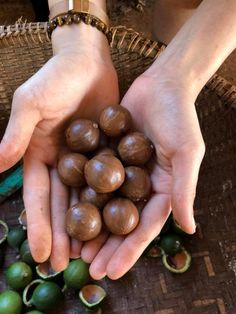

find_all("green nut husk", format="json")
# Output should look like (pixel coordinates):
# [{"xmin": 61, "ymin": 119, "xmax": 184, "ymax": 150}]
[
  {"xmin": 20, "ymin": 239, "xmax": 36, "ymax": 266},
  {"xmin": 23, "ymin": 279, "xmax": 62, "ymax": 311},
  {"xmin": 25, "ymin": 311, "xmax": 45, "ymax": 314},
  {"xmin": 160, "ymin": 216, "xmax": 172, "ymax": 234},
  {"xmin": 23, "ymin": 279, "xmax": 44, "ymax": 307},
  {"xmin": 0, "ymin": 290, "xmax": 22, "ymax": 314},
  {"xmin": 159, "ymin": 233, "xmax": 183, "ymax": 255},
  {"xmin": 0, "ymin": 220, "xmax": 9, "ymax": 245},
  {"xmin": 79, "ymin": 285, "xmax": 106, "ymax": 308},
  {"xmin": 6, "ymin": 261, "xmax": 33, "ymax": 290},
  {"xmin": 162, "ymin": 249, "xmax": 192, "ymax": 273},
  {"xmin": 7, "ymin": 227, "xmax": 26, "ymax": 249},
  {"xmin": 63, "ymin": 259, "xmax": 90, "ymax": 290},
  {"xmin": 36, "ymin": 261, "xmax": 61, "ymax": 280},
  {"xmin": 146, "ymin": 244, "xmax": 164, "ymax": 258},
  {"xmin": 18, "ymin": 209, "xmax": 27, "ymax": 230},
  {"xmin": 171, "ymin": 219, "xmax": 189, "ymax": 235}
]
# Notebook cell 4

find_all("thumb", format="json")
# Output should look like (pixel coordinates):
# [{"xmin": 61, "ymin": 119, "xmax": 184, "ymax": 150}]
[
  {"xmin": 171, "ymin": 142, "xmax": 205, "ymax": 234},
  {"xmin": 0, "ymin": 90, "xmax": 40, "ymax": 172}
]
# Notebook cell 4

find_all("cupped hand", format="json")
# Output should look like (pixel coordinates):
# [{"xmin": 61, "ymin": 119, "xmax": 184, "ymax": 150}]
[
  {"xmin": 81, "ymin": 67, "xmax": 205, "ymax": 280},
  {"xmin": 0, "ymin": 27, "xmax": 119, "ymax": 271}
]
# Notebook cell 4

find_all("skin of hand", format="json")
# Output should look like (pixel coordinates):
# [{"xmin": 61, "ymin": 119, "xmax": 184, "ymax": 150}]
[
  {"xmin": 0, "ymin": 23, "xmax": 119, "ymax": 271},
  {"xmin": 81, "ymin": 67, "xmax": 204, "ymax": 280},
  {"xmin": 81, "ymin": 0, "xmax": 236, "ymax": 280}
]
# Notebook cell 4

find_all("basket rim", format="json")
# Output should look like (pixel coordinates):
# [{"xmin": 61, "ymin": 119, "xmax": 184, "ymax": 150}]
[{"xmin": 0, "ymin": 22, "xmax": 236, "ymax": 109}]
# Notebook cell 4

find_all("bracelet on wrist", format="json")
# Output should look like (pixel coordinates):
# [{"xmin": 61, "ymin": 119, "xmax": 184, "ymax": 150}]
[{"xmin": 48, "ymin": 0, "xmax": 111, "ymax": 43}]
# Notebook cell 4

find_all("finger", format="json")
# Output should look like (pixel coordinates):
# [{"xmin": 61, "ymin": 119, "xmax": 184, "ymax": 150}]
[
  {"xmin": 171, "ymin": 143, "xmax": 205, "ymax": 234},
  {"xmin": 81, "ymin": 229, "xmax": 109, "ymax": 263},
  {"xmin": 0, "ymin": 92, "xmax": 40, "ymax": 172},
  {"xmin": 69, "ymin": 188, "xmax": 83, "ymax": 258},
  {"xmin": 70, "ymin": 239, "xmax": 83, "ymax": 259},
  {"xmin": 89, "ymin": 235, "xmax": 124, "ymax": 280},
  {"xmin": 106, "ymin": 194, "xmax": 170, "ymax": 280},
  {"xmin": 23, "ymin": 154, "xmax": 51, "ymax": 263},
  {"xmin": 49, "ymin": 168, "xmax": 70, "ymax": 272}
]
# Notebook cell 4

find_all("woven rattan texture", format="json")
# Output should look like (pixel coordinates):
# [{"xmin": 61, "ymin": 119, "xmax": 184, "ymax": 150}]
[
  {"xmin": 0, "ymin": 0, "xmax": 34, "ymax": 24},
  {"xmin": 0, "ymin": 24, "xmax": 236, "ymax": 313}
]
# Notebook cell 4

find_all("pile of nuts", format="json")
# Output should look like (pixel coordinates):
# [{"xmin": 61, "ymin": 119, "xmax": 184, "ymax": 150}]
[{"xmin": 57, "ymin": 105, "xmax": 154, "ymax": 241}]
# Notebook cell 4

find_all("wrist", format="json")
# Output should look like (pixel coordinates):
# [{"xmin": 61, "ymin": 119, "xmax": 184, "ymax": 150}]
[
  {"xmin": 52, "ymin": 23, "xmax": 110, "ymax": 57},
  {"xmin": 146, "ymin": 51, "xmax": 209, "ymax": 101},
  {"xmin": 144, "ymin": 58, "xmax": 199, "ymax": 104},
  {"xmin": 49, "ymin": 0, "xmax": 109, "ymax": 57}
]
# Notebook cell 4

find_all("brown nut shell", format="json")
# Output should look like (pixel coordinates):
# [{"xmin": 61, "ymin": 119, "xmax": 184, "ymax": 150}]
[
  {"xmin": 103, "ymin": 198, "xmax": 139, "ymax": 235},
  {"xmin": 85, "ymin": 155, "xmax": 125, "ymax": 193},
  {"xmin": 120, "ymin": 166, "xmax": 151, "ymax": 201},
  {"xmin": 98, "ymin": 131, "xmax": 109, "ymax": 148},
  {"xmin": 58, "ymin": 153, "xmax": 87, "ymax": 187},
  {"xmin": 135, "ymin": 200, "xmax": 147, "ymax": 213},
  {"xmin": 99, "ymin": 105, "xmax": 132, "ymax": 137},
  {"xmin": 95, "ymin": 147, "xmax": 117, "ymax": 157},
  {"xmin": 66, "ymin": 202, "xmax": 102, "ymax": 241},
  {"xmin": 79, "ymin": 186, "xmax": 113, "ymax": 209},
  {"xmin": 118, "ymin": 132, "xmax": 154, "ymax": 166},
  {"xmin": 66, "ymin": 119, "xmax": 100, "ymax": 153}
]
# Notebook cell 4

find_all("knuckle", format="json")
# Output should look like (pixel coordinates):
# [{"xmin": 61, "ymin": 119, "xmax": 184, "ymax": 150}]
[
  {"xmin": 13, "ymin": 86, "xmax": 37, "ymax": 108},
  {"xmin": 0, "ymin": 139, "xmax": 23, "ymax": 160},
  {"xmin": 182, "ymin": 139, "xmax": 206, "ymax": 160}
]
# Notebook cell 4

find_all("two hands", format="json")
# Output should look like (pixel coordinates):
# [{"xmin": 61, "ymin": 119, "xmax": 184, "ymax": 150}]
[{"xmin": 0, "ymin": 25, "xmax": 204, "ymax": 280}]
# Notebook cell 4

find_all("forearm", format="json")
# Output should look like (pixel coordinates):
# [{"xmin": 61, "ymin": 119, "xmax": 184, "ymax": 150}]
[
  {"xmin": 150, "ymin": 0, "xmax": 236, "ymax": 98},
  {"xmin": 47, "ymin": 0, "xmax": 109, "ymax": 56},
  {"xmin": 152, "ymin": 0, "xmax": 202, "ymax": 44}
]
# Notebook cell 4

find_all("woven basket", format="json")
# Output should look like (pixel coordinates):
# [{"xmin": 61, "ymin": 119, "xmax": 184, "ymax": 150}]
[{"xmin": 0, "ymin": 23, "xmax": 236, "ymax": 314}]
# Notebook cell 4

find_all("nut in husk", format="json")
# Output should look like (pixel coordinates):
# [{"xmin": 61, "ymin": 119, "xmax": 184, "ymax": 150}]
[
  {"xmin": 7, "ymin": 227, "xmax": 26, "ymax": 249},
  {"xmin": 63, "ymin": 259, "xmax": 90, "ymax": 290},
  {"xmin": 0, "ymin": 290, "xmax": 22, "ymax": 314},
  {"xmin": 18, "ymin": 208, "xmax": 27, "ymax": 229},
  {"xmin": 6, "ymin": 261, "xmax": 33, "ymax": 290},
  {"xmin": 23, "ymin": 279, "xmax": 62, "ymax": 311},
  {"xmin": 159, "ymin": 233, "xmax": 183, "ymax": 255},
  {"xmin": 162, "ymin": 249, "xmax": 192, "ymax": 273},
  {"xmin": 79, "ymin": 284, "xmax": 106, "ymax": 308},
  {"xmin": 0, "ymin": 219, "xmax": 8, "ymax": 245},
  {"xmin": 36, "ymin": 261, "xmax": 61, "ymax": 280}
]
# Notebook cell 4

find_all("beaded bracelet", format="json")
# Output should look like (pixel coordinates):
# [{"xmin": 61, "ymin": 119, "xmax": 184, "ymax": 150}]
[{"xmin": 48, "ymin": 12, "xmax": 111, "ymax": 43}]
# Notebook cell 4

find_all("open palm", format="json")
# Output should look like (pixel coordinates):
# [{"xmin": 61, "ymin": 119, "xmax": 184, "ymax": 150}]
[
  {"xmin": 0, "ymin": 50, "xmax": 119, "ymax": 271},
  {"xmin": 81, "ymin": 72, "xmax": 205, "ymax": 280}
]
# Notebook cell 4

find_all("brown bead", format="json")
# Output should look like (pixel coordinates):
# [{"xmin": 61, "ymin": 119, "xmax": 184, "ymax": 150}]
[
  {"xmin": 85, "ymin": 155, "xmax": 125, "ymax": 193},
  {"xmin": 99, "ymin": 105, "xmax": 132, "ymax": 137},
  {"xmin": 103, "ymin": 198, "xmax": 139, "ymax": 235},
  {"xmin": 66, "ymin": 119, "xmax": 100, "ymax": 153},
  {"xmin": 120, "ymin": 166, "xmax": 151, "ymax": 202},
  {"xmin": 57, "ymin": 153, "xmax": 87, "ymax": 187},
  {"xmin": 95, "ymin": 147, "xmax": 117, "ymax": 157},
  {"xmin": 79, "ymin": 186, "xmax": 113, "ymax": 209},
  {"xmin": 66, "ymin": 202, "xmax": 102, "ymax": 241},
  {"xmin": 118, "ymin": 132, "xmax": 154, "ymax": 166}
]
